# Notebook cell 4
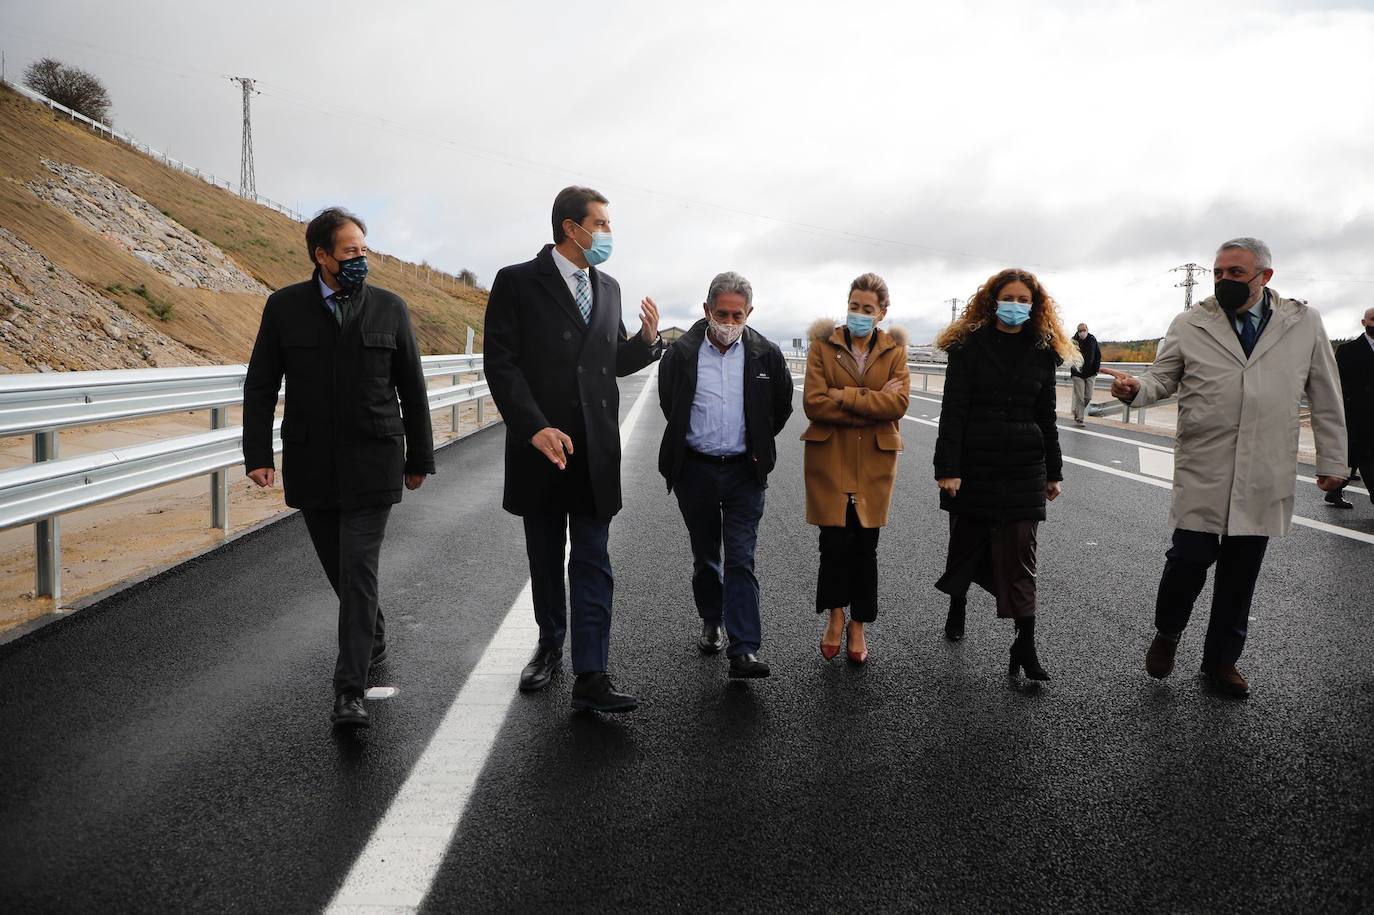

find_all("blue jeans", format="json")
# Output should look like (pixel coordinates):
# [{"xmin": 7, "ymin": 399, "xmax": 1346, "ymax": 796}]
[
  {"xmin": 523, "ymin": 511, "xmax": 614, "ymax": 675},
  {"xmin": 673, "ymin": 456, "xmax": 766, "ymax": 656}
]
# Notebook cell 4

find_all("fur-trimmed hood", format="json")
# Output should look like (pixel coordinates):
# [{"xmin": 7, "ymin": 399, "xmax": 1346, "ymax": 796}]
[{"xmin": 808, "ymin": 318, "xmax": 908, "ymax": 348}]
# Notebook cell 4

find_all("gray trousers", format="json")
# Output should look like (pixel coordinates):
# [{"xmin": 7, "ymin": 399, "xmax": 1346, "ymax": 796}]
[
  {"xmin": 1071, "ymin": 375, "xmax": 1095, "ymax": 422},
  {"xmin": 303, "ymin": 505, "xmax": 392, "ymax": 696}
]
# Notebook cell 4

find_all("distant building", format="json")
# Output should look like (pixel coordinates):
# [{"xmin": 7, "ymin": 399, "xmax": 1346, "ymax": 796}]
[
  {"xmin": 660, "ymin": 326, "xmax": 688, "ymax": 344},
  {"xmin": 907, "ymin": 343, "xmax": 947, "ymax": 364}
]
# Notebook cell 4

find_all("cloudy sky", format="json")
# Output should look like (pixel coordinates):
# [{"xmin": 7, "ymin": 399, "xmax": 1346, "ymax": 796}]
[{"xmin": 2, "ymin": 0, "xmax": 1372, "ymax": 344}]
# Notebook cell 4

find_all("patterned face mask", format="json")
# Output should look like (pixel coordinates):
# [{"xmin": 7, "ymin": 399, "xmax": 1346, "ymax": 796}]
[
  {"xmin": 709, "ymin": 318, "xmax": 745, "ymax": 346},
  {"xmin": 333, "ymin": 254, "xmax": 369, "ymax": 291}
]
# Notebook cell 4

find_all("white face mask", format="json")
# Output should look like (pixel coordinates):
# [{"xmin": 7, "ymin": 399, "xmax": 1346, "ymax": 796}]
[{"xmin": 709, "ymin": 318, "xmax": 745, "ymax": 346}]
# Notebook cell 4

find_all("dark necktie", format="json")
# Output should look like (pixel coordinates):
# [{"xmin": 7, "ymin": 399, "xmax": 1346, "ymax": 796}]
[
  {"xmin": 1239, "ymin": 315, "xmax": 1258, "ymax": 357},
  {"xmin": 329, "ymin": 293, "xmax": 347, "ymax": 327}
]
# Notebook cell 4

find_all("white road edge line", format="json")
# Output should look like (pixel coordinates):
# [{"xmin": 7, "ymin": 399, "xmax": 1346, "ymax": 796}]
[
  {"xmin": 791, "ymin": 385, "xmax": 1373, "ymax": 547},
  {"xmin": 893, "ymin": 410, "xmax": 1374, "ymax": 547},
  {"xmin": 325, "ymin": 368, "xmax": 661, "ymax": 913}
]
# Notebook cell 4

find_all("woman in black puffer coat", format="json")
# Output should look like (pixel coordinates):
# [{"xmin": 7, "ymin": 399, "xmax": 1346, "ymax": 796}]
[{"xmin": 932, "ymin": 268, "xmax": 1080, "ymax": 681}]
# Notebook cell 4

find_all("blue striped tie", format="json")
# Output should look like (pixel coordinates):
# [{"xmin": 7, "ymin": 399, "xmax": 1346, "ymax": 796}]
[
  {"xmin": 574, "ymin": 270, "xmax": 592, "ymax": 323},
  {"xmin": 1239, "ymin": 314, "xmax": 1258, "ymax": 356}
]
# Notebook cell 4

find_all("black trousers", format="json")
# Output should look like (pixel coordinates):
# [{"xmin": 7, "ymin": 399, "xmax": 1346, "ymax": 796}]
[
  {"xmin": 523, "ymin": 510, "xmax": 614, "ymax": 675},
  {"xmin": 302, "ymin": 505, "xmax": 391, "ymax": 697},
  {"xmin": 1335, "ymin": 456, "xmax": 1373, "ymax": 502},
  {"xmin": 816, "ymin": 501, "xmax": 880, "ymax": 623},
  {"xmin": 1154, "ymin": 528, "xmax": 1268, "ymax": 669}
]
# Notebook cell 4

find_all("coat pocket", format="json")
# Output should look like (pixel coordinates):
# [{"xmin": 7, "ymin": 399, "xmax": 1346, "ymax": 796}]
[
  {"xmin": 371, "ymin": 414, "xmax": 405, "ymax": 438},
  {"xmin": 800, "ymin": 424, "xmax": 834, "ymax": 442},
  {"xmin": 361, "ymin": 331, "xmax": 397, "ymax": 378},
  {"xmin": 875, "ymin": 431, "xmax": 903, "ymax": 452}
]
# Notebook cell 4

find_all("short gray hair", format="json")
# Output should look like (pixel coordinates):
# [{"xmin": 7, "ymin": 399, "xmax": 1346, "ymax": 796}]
[
  {"xmin": 1217, "ymin": 237, "xmax": 1273, "ymax": 270},
  {"xmin": 706, "ymin": 271, "xmax": 753, "ymax": 309}
]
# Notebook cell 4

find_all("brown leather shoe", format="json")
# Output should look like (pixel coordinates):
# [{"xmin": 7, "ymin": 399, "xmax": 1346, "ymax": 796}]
[
  {"xmin": 1204, "ymin": 663, "xmax": 1250, "ymax": 699},
  {"xmin": 1145, "ymin": 634, "xmax": 1179, "ymax": 679}
]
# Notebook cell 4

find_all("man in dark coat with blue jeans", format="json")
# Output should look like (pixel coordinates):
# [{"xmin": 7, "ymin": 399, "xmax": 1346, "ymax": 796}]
[
  {"xmin": 243, "ymin": 207, "xmax": 434, "ymax": 729},
  {"xmin": 484, "ymin": 186, "xmax": 662, "ymax": 713},
  {"xmin": 657, "ymin": 272, "xmax": 793, "ymax": 679}
]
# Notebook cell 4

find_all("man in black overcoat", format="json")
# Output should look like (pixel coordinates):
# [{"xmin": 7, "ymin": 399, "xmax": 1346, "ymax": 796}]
[
  {"xmin": 484, "ymin": 186, "xmax": 662, "ymax": 713},
  {"xmin": 243, "ymin": 208, "xmax": 434, "ymax": 728},
  {"xmin": 1328, "ymin": 306, "xmax": 1374, "ymax": 509}
]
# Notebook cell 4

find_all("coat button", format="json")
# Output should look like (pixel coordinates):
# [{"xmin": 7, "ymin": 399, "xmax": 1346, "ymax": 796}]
[
  {"xmin": 563, "ymin": 330, "xmax": 572, "ymax": 341},
  {"xmin": 600, "ymin": 367, "xmax": 607, "ymax": 375},
  {"xmin": 605, "ymin": 333, "xmax": 612, "ymax": 342},
  {"xmin": 601, "ymin": 398, "xmax": 608, "ymax": 408},
  {"xmin": 577, "ymin": 365, "xmax": 585, "ymax": 373}
]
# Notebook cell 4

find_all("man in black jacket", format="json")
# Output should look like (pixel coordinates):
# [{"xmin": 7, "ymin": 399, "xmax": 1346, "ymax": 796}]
[
  {"xmin": 1327, "ymin": 307, "xmax": 1374, "ymax": 509},
  {"xmin": 1070, "ymin": 323, "xmax": 1102, "ymax": 427},
  {"xmin": 243, "ymin": 208, "xmax": 434, "ymax": 729},
  {"xmin": 484, "ymin": 186, "xmax": 662, "ymax": 713},
  {"xmin": 657, "ymin": 272, "xmax": 793, "ymax": 678}
]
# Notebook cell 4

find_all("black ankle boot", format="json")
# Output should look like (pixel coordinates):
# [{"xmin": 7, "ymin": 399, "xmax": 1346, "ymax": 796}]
[
  {"xmin": 944, "ymin": 595, "xmax": 966, "ymax": 642},
  {"xmin": 1009, "ymin": 617, "xmax": 1050, "ymax": 681}
]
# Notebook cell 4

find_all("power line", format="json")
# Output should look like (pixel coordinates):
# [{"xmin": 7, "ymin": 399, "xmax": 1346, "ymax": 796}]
[{"xmin": 228, "ymin": 77, "xmax": 258, "ymax": 199}]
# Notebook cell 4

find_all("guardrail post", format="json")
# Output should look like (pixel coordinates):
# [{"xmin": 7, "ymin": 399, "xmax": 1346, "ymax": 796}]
[
  {"xmin": 476, "ymin": 370, "xmax": 486, "ymax": 425},
  {"xmin": 210, "ymin": 407, "xmax": 229, "ymax": 531},
  {"xmin": 1122, "ymin": 403, "xmax": 1132, "ymax": 424},
  {"xmin": 922, "ymin": 372, "xmax": 929, "ymax": 392},
  {"xmin": 1137, "ymin": 406, "xmax": 1147, "ymax": 425},
  {"xmin": 450, "ymin": 374, "xmax": 461, "ymax": 433},
  {"xmin": 33, "ymin": 431, "xmax": 61, "ymax": 604}
]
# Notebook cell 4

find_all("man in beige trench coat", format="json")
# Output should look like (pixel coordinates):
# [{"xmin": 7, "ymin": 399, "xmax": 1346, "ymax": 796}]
[{"xmin": 1104, "ymin": 237, "xmax": 1347, "ymax": 698}]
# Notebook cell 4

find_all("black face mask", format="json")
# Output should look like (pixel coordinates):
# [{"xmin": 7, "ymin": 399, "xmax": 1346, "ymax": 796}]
[{"xmin": 1214, "ymin": 271, "xmax": 1264, "ymax": 313}]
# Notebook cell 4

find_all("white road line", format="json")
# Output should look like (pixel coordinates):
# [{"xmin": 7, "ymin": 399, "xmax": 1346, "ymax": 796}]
[
  {"xmin": 893, "ymin": 413, "xmax": 1374, "ymax": 547},
  {"xmin": 1136, "ymin": 446, "xmax": 1174, "ymax": 480},
  {"xmin": 325, "ymin": 369, "xmax": 661, "ymax": 913}
]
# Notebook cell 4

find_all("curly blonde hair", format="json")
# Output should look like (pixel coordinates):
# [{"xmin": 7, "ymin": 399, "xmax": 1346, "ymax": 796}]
[{"xmin": 936, "ymin": 268, "xmax": 1081, "ymax": 366}]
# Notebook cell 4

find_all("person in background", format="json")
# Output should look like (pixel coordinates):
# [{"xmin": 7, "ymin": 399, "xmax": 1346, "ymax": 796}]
[
  {"xmin": 243, "ymin": 207, "xmax": 434, "ymax": 729},
  {"xmin": 1070, "ymin": 323, "xmax": 1101, "ymax": 427},
  {"xmin": 1102, "ymin": 237, "xmax": 1346, "ymax": 698},
  {"xmin": 656, "ymin": 271, "xmax": 794, "ymax": 679},
  {"xmin": 801, "ymin": 273, "xmax": 910, "ymax": 665},
  {"xmin": 1326, "ymin": 307, "xmax": 1374, "ymax": 510},
  {"xmin": 932, "ymin": 268, "xmax": 1078, "ymax": 681}
]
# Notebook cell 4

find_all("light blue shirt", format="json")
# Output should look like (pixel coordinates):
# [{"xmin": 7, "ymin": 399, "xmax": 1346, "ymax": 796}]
[
  {"xmin": 1233, "ymin": 288, "xmax": 1269, "ymax": 339},
  {"xmin": 318, "ymin": 275, "xmax": 341, "ymax": 318},
  {"xmin": 686, "ymin": 335, "xmax": 747, "ymax": 456}
]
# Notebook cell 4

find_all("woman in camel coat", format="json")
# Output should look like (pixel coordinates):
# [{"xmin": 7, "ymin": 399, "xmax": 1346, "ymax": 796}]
[{"xmin": 802, "ymin": 272, "xmax": 910, "ymax": 664}]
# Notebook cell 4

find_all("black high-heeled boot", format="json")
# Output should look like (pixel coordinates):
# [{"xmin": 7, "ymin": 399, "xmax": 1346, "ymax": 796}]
[
  {"xmin": 1008, "ymin": 616, "xmax": 1050, "ymax": 681},
  {"xmin": 944, "ymin": 594, "xmax": 967, "ymax": 642}
]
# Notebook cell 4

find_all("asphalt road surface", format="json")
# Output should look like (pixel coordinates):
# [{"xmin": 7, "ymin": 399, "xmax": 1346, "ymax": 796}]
[{"xmin": 3, "ymin": 369, "xmax": 1371, "ymax": 913}]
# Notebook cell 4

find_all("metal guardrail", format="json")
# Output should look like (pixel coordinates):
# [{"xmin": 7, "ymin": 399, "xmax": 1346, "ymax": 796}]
[
  {"xmin": 0, "ymin": 355, "xmax": 493, "ymax": 605},
  {"xmin": 785, "ymin": 357, "xmax": 1173, "ymax": 424}
]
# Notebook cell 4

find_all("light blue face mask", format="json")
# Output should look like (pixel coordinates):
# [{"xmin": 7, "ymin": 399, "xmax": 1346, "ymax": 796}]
[
  {"xmin": 573, "ymin": 223, "xmax": 613, "ymax": 266},
  {"xmin": 847, "ymin": 312, "xmax": 877, "ymax": 337},
  {"xmin": 995, "ymin": 300, "xmax": 1032, "ymax": 327}
]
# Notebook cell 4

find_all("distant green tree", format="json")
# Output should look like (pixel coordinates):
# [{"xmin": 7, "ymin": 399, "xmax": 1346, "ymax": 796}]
[{"xmin": 23, "ymin": 57, "xmax": 112, "ymax": 123}]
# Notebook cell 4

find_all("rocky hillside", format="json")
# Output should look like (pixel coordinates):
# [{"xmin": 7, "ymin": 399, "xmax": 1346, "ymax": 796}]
[{"xmin": 0, "ymin": 83, "xmax": 487, "ymax": 373}]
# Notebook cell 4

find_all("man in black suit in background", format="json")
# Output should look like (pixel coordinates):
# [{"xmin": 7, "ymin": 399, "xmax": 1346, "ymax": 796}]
[
  {"xmin": 1328, "ymin": 306, "xmax": 1374, "ymax": 510},
  {"xmin": 484, "ymin": 186, "xmax": 663, "ymax": 713},
  {"xmin": 243, "ymin": 208, "xmax": 434, "ymax": 729}
]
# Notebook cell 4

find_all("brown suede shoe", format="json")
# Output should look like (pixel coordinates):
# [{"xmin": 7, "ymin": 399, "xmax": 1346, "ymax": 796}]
[
  {"xmin": 1145, "ymin": 634, "xmax": 1179, "ymax": 679},
  {"xmin": 1204, "ymin": 663, "xmax": 1251, "ymax": 699}
]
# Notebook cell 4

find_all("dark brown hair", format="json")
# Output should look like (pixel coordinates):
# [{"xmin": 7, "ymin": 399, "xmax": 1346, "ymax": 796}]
[
  {"xmin": 305, "ymin": 207, "xmax": 366, "ymax": 266},
  {"xmin": 551, "ymin": 186, "xmax": 609, "ymax": 243}
]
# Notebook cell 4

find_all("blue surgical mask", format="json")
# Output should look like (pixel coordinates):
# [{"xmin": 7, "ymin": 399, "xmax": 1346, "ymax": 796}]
[
  {"xmin": 846, "ymin": 312, "xmax": 876, "ymax": 337},
  {"xmin": 573, "ymin": 224, "xmax": 613, "ymax": 266},
  {"xmin": 332, "ymin": 254, "xmax": 368, "ymax": 291},
  {"xmin": 995, "ymin": 300, "xmax": 1031, "ymax": 327}
]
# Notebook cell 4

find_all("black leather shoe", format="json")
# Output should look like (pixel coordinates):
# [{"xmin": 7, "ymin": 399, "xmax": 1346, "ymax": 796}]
[
  {"xmin": 698, "ymin": 621, "xmax": 727, "ymax": 654},
  {"xmin": 519, "ymin": 646, "xmax": 562, "ymax": 692},
  {"xmin": 944, "ymin": 597, "xmax": 966, "ymax": 642},
  {"xmin": 370, "ymin": 644, "xmax": 389, "ymax": 667},
  {"xmin": 1325, "ymin": 491, "xmax": 1354, "ymax": 509},
  {"xmin": 570, "ymin": 672, "xmax": 638, "ymax": 713},
  {"xmin": 728, "ymin": 653, "xmax": 770, "ymax": 679},
  {"xmin": 331, "ymin": 693, "xmax": 370, "ymax": 728},
  {"xmin": 1008, "ymin": 636, "xmax": 1051, "ymax": 681}
]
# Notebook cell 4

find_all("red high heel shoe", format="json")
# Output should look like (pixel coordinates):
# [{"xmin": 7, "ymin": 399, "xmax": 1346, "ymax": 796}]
[
  {"xmin": 820, "ymin": 611, "xmax": 843, "ymax": 660},
  {"xmin": 846, "ymin": 621, "xmax": 868, "ymax": 664}
]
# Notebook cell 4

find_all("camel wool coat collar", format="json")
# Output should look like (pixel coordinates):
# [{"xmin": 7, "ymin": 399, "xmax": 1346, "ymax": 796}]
[{"xmin": 1131, "ymin": 290, "xmax": 1347, "ymax": 537}]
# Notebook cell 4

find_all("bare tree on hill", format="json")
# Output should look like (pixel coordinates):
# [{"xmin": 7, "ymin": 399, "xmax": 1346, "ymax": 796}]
[{"xmin": 23, "ymin": 58, "xmax": 113, "ymax": 124}]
